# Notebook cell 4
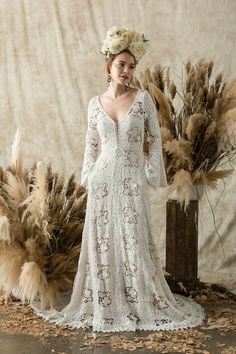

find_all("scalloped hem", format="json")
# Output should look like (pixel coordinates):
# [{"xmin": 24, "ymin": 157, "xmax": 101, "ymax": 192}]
[{"xmin": 30, "ymin": 304, "xmax": 206, "ymax": 333}]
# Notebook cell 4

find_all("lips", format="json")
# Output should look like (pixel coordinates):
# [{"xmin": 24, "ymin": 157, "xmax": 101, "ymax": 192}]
[{"xmin": 121, "ymin": 76, "xmax": 128, "ymax": 80}]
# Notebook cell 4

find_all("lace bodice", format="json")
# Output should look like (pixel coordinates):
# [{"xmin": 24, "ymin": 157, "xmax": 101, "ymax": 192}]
[{"xmin": 80, "ymin": 89, "xmax": 167, "ymax": 190}]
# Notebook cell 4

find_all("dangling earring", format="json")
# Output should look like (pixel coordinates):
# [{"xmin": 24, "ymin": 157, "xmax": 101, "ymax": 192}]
[{"xmin": 107, "ymin": 74, "xmax": 112, "ymax": 85}]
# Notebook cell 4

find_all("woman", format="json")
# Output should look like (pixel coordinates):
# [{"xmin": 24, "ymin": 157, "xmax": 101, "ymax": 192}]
[{"xmin": 33, "ymin": 26, "xmax": 205, "ymax": 332}]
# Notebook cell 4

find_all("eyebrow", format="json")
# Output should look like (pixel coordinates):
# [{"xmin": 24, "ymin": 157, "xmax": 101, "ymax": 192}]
[{"xmin": 117, "ymin": 61, "xmax": 135, "ymax": 65}]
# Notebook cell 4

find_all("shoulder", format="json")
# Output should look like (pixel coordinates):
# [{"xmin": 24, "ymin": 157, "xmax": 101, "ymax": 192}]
[
  {"xmin": 89, "ymin": 95, "xmax": 98, "ymax": 104},
  {"xmin": 132, "ymin": 88, "xmax": 148, "ymax": 101},
  {"xmin": 143, "ymin": 89, "xmax": 153, "ymax": 100},
  {"xmin": 86, "ymin": 96, "xmax": 99, "ymax": 121},
  {"xmin": 87, "ymin": 95, "xmax": 98, "ymax": 110},
  {"xmin": 142, "ymin": 89, "xmax": 155, "ymax": 107}
]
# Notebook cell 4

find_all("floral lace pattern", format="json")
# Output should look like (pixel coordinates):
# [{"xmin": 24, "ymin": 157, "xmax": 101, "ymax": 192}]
[{"xmin": 31, "ymin": 89, "xmax": 205, "ymax": 332}]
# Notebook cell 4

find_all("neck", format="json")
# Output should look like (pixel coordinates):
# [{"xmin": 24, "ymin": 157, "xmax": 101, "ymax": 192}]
[{"xmin": 107, "ymin": 81, "xmax": 130, "ymax": 99}]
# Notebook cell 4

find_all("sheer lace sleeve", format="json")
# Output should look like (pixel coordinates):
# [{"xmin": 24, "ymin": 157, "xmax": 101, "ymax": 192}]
[
  {"xmin": 80, "ymin": 98, "xmax": 100, "ymax": 189},
  {"xmin": 144, "ymin": 90, "xmax": 167, "ymax": 189}
]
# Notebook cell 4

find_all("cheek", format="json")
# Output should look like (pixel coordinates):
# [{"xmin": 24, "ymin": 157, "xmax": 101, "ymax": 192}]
[
  {"xmin": 115, "ymin": 68, "xmax": 122, "ymax": 76},
  {"xmin": 111, "ymin": 66, "xmax": 120, "ymax": 75}
]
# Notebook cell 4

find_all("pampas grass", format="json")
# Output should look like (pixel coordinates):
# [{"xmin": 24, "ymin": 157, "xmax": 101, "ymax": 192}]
[
  {"xmin": 192, "ymin": 169, "xmax": 233, "ymax": 189},
  {"xmin": 186, "ymin": 114, "xmax": 209, "ymax": 142},
  {"xmin": 218, "ymin": 76, "xmax": 236, "ymax": 115},
  {"xmin": 160, "ymin": 127, "xmax": 174, "ymax": 144},
  {"xmin": 19, "ymin": 261, "xmax": 47, "ymax": 303},
  {"xmin": 167, "ymin": 169, "xmax": 193, "ymax": 210},
  {"xmin": 0, "ymin": 216, "xmax": 10, "ymax": 242},
  {"xmin": 21, "ymin": 161, "xmax": 50, "ymax": 246},
  {"xmin": 217, "ymin": 108, "xmax": 236, "ymax": 152},
  {"xmin": 4, "ymin": 171, "xmax": 27, "ymax": 210},
  {"xmin": 0, "ymin": 131, "xmax": 86, "ymax": 308},
  {"xmin": 11, "ymin": 129, "xmax": 23, "ymax": 177},
  {"xmin": 133, "ymin": 59, "xmax": 236, "ymax": 207},
  {"xmin": 0, "ymin": 246, "xmax": 27, "ymax": 297},
  {"xmin": 164, "ymin": 139, "xmax": 193, "ymax": 172}
]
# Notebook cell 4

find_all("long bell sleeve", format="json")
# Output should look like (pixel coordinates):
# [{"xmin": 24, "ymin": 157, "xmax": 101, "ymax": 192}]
[
  {"xmin": 144, "ymin": 90, "xmax": 167, "ymax": 190},
  {"xmin": 80, "ymin": 98, "xmax": 100, "ymax": 189}
]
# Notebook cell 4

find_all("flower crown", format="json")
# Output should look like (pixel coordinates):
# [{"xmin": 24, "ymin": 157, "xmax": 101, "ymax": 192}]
[{"xmin": 100, "ymin": 26, "xmax": 150, "ymax": 63}]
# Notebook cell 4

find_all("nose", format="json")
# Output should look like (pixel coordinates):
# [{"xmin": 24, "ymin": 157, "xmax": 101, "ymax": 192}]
[
  {"xmin": 123, "ymin": 65, "xmax": 130, "ymax": 73},
  {"xmin": 123, "ymin": 69, "xmax": 130, "ymax": 77}
]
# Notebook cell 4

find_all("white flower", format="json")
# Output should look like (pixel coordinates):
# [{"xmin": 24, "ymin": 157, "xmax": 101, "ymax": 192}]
[
  {"xmin": 109, "ymin": 38, "xmax": 127, "ymax": 54},
  {"xmin": 107, "ymin": 26, "xmax": 119, "ymax": 37},
  {"xmin": 101, "ymin": 38, "xmax": 111, "ymax": 52},
  {"xmin": 100, "ymin": 26, "xmax": 149, "ymax": 62},
  {"xmin": 128, "ymin": 40, "xmax": 148, "ymax": 61}
]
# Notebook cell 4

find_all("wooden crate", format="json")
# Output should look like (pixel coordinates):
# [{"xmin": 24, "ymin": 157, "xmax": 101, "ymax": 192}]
[{"xmin": 166, "ymin": 200, "xmax": 198, "ymax": 283}]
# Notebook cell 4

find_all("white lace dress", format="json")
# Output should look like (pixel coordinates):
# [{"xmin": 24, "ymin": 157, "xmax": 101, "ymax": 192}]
[{"xmin": 32, "ymin": 89, "xmax": 205, "ymax": 332}]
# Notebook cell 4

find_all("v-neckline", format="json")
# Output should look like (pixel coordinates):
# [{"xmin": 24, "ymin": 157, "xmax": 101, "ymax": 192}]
[{"xmin": 97, "ymin": 89, "xmax": 140, "ymax": 124}]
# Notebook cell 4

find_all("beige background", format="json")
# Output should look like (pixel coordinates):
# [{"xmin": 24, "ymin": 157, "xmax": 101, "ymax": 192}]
[{"xmin": 0, "ymin": 0, "xmax": 235, "ymax": 291}]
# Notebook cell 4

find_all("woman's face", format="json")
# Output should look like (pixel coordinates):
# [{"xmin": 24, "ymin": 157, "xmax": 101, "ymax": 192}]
[{"xmin": 109, "ymin": 52, "xmax": 136, "ymax": 86}]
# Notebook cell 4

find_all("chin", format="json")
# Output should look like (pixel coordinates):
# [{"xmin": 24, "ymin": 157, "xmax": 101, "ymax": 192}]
[{"xmin": 117, "ymin": 81, "xmax": 126, "ymax": 86}]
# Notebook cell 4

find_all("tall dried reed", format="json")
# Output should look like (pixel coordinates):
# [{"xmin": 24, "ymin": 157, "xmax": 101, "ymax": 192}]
[
  {"xmin": 134, "ymin": 59, "xmax": 236, "ymax": 207},
  {"xmin": 0, "ymin": 132, "xmax": 86, "ymax": 309}
]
